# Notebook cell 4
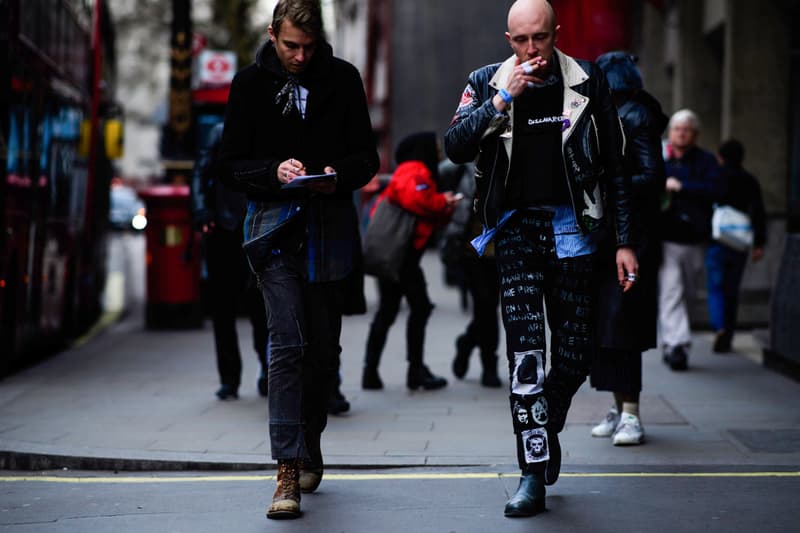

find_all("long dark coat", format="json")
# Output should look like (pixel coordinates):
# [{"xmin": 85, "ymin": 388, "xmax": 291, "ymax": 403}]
[{"xmin": 595, "ymin": 90, "xmax": 668, "ymax": 351}]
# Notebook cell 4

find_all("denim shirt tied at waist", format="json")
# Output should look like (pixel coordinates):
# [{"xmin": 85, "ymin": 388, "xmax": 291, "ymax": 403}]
[{"xmin": 471, "ymin": 204, "xmax": 597, "ymax": 259}]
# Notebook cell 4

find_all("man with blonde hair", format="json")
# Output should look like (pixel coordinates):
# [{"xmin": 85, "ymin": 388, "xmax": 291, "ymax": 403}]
[{"xmin": 220, "ymin": 0, "xmax": 379, "ymax": 520}]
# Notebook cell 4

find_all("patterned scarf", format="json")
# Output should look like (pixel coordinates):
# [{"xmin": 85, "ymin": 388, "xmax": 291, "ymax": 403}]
[{"xmin": 275, "ymin": 76, "xmax": 300, "ymax": 117}]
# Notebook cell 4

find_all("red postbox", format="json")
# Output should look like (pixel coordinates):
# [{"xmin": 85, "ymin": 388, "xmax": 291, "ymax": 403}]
[{"xmin": 139, "ymin": 184, "xmax": 202, "ymax": 328}]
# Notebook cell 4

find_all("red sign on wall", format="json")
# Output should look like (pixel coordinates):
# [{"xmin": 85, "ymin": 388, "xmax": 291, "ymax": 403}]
[{"xmin": 197, "ymin": 51, "xmax": 237, "ymax": 86}]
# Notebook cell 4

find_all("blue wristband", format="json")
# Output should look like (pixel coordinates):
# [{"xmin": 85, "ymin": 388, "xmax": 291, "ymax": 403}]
[{"xmin": 498, "ymin": 88, "xmax": 513, "ymax": 104}]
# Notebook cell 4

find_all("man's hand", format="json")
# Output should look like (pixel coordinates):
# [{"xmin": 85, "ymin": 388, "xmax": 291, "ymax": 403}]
[
  {"xmin": 509, "ymin": 58, "xmax": 548, "ymax": 95},
  {"xmin": 278, "ymin": 157, "xmax": 307, "ymax": 185},
  {"xmin": 305, "ymin": 165, "xmax": 337, "ymax": 194},
  {"xmin": 442, "ymin": 191, "xmax": 462, "ymax": 208},
  {"xmin": 665, "ymin": 176, "xmax": 682, "ymax": 192},
  {"xmin": 493, "ymin": 58, "xmax": 548, "ymax": 111},
  {"xmin": 616, "ymin": 246, "xmax": 639, "ymax": 294}
]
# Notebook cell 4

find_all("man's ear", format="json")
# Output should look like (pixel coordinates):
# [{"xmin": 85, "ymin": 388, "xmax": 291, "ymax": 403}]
[
  {"xmin": 505, "ymin": 31, "xmax": 512, "ymax": 47},
  {"xmin": 554, "ymin": 24, "xmax": 560, "ymax": 43},
  {"xmin": 268, "ymin": 24, "xmax": 276, "ymax": 42}
]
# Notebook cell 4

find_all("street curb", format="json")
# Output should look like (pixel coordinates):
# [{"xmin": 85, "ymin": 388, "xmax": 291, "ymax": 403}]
[
  {"xmin": 0, "ymin": 450, "xmax": 269, "ymax": 472},
  {"xmin": 0, "ymin": 451, "xmax": 501, "ymax": 472}
]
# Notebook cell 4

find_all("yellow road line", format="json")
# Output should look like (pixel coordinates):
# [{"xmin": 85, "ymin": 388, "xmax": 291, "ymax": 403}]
[{"xmin": 1, "ymin": 472, "xmax": 798, "ymax": 483}]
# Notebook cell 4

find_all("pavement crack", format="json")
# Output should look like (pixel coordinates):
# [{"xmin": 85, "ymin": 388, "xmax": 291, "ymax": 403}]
[{"xmin": 2, "ymin": 521, "xmax": 59, "ymax": 527}]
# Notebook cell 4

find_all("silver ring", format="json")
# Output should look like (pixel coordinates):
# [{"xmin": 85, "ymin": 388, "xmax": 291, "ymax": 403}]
[
  {"xmin": 626, "ymin": 273, "xmax": 638, "ymax": 282},
  {"xmin": 521, "ymin": 62, "xmax": 533, "ymax": 75}
]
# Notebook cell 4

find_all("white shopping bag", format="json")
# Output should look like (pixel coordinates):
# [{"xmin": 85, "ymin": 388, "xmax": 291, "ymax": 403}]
[{"xmin": 712, "ymin": 204, "xmax": 753, "ymax": 252}]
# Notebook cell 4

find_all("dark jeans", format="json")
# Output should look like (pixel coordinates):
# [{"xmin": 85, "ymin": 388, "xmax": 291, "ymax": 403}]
[
  {"xmin": 256, "ymin": 244, "xmax": 345, "ymax": 460},
  {"xmin": 496, "ymin": 211, "xmax": 595, "ymax": 470},
  {"xmin": 364, "ymin": 248, "xmax": 434, "ymax": 369},
  {"xmin": 705, "ymin": 242, "xmax": 748, "ymax": 333},
  {"xmin": 204, "ymin": 228, "xmax": 268, "ymax": 389},
  {"xmin": 461, "ymin": 257, "xmax": 500, "ymax": 357}
]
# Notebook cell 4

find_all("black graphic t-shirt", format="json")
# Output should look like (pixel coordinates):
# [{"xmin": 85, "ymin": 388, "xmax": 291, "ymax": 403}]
[{"xmin": 507, "ymin": 81, "xmax": 569, "ymax": 207}]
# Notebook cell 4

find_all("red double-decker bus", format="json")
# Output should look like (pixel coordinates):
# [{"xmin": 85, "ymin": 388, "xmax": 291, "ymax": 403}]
[{"xmin": 0, "ymin": 0, "xmax": 120, "ymax": 374}]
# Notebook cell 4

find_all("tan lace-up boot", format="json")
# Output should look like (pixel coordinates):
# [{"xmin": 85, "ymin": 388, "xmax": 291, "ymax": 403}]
[{"xmin": 266, "ymin": 460, "xmax": 301, "ymax": 519}]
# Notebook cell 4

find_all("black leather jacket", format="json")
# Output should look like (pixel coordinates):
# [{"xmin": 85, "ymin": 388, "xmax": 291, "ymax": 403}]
[{"xmin": 444, "ymin": 50, "xmax": 633, "ymax": 247}]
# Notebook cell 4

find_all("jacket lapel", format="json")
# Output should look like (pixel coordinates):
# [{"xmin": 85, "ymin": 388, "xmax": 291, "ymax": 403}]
[{"xmin": 557, "ymin": 50, "xmax": 590, "ymax": 144}]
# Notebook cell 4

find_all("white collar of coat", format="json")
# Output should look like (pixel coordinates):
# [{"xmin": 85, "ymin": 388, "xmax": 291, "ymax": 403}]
[{"xmin": 489, "ymin": 48, "xmax": 589, "ymax": 90}]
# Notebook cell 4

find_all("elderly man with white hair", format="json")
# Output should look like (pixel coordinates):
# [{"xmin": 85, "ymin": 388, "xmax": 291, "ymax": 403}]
[{"xmin": 659, "ymin": 109, "xmax": 725, "ymax": 370}]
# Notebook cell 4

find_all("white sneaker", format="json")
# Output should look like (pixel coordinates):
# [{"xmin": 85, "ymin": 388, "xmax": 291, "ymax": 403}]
[
  {"xmin": 612, "ymin": 413, "xmax": 644, "ymax": 446},
  {"xmin": 591, "ymin": 406, "xmax": 620, "ymax": 437}
]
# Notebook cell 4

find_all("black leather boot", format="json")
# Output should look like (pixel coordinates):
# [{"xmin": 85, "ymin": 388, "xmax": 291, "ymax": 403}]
[
  {"xmin": 504, "ymin": 468, "xmax": 546, "ymax": 517},
  {"xmin": 407, "ymin": 364, "xmax": 447, "ymax": 390},
  {"xmin": 479, "ymin": 352, "xmax": 502, "ymax": 388},
  {"xmin": 327, "ymin": 385, "xmax": 350, "ymax": 415},
  {"xmin": 361, "ymin": 366, "xmax": 384, "ymax": 390},
  {"xmin": 545, "ymin": 431, "xmax": 560, "ymax": 486},
  {"xmin": 452, "ymin": 334, "xmax": 472, "ymax": 379}
]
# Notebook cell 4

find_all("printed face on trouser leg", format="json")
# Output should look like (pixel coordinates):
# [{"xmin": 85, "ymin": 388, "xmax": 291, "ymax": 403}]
[
  {"xmin": 522, "ymin": 428, "xmax": 550, "ymax": 463},
  {"xmin": 512, "ymin": 350, "xmax": 545, "ymax": 395}
]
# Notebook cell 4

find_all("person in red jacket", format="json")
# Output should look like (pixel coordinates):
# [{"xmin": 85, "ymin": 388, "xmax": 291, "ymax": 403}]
[{"xmin": 362, "ymin": 132, "xmax": 460, "ymax": 391}]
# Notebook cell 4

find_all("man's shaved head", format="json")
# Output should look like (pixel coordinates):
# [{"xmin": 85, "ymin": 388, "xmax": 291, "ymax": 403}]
[{"xmin": 508, "ymin": 0, "xmax": 556, "ymax": 32}]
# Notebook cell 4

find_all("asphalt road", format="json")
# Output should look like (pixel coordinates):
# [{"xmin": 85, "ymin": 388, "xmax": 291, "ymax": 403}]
[{"xmin": 2, "ymin": 468, "xmax": 798, "ymax": 532}]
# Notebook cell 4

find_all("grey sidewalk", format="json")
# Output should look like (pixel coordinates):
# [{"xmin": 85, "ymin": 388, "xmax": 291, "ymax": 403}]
[{"xmin": 1, "ymin": 253, "xmax": 798, "ymax": 471}]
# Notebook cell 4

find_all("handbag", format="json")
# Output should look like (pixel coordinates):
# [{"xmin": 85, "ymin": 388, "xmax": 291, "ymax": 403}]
[
  {"xmin": 362, "ymin": 198, "xmax": 416, "ymax": 282},
  {"xmin": 712, "ymin": 204, "xmax": 753, "ymax": 251}
]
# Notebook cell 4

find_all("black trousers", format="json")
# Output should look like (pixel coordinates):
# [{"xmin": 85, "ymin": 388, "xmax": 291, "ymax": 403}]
[
  {"xmin": 204, "ymin": 228, "xmax": 268, "ymax": 389},
  {"xmin": 364, "ymin": 248, "xmax": 434, "ymax": 369},
  {"xmin": 461, "ymin": 256, "xmax": 500, "ymax": 358},
  {"xmin": 496, "ymin": 211, "xmax": 595, "ymax": 470}
]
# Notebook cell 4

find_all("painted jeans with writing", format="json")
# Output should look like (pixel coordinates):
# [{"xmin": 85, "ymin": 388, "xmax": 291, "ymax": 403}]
[{"xmin": 496, "ymin": 210, "xmax": 595, "ymax": 470}]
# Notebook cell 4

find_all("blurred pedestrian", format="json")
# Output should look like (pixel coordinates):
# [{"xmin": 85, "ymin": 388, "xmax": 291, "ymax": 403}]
[
  {"xmin": 590, "ymin": 52, "xmax": 668, "ymax": 446},
  {"xmin": 361, "ymin": 132, "xmax": 458, "ymax": 391},
  {"xmin": 445, "ymin": 0, "xmax": 637, "ymax": 517},
  {"xmin": 659, "ymin": 109, "xmax": 725, "ymax": 370},
  {"xmin": 438, "ymin": 160, "xmax": 470, "ymax": 311},
  {"xmin": 190, "ymin": 122, "xmax": 269, "ymax": 401},
  {"xmin": 439, "ymin": 159, "xmax": 502, "ymax": 388},
  {"xmin": 219, "ymin": 0, "xmax": 379, "ymax": 520},
  {"xmin": 706, "ymin": 139, "xmax": 767, "ymax": 353}
]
